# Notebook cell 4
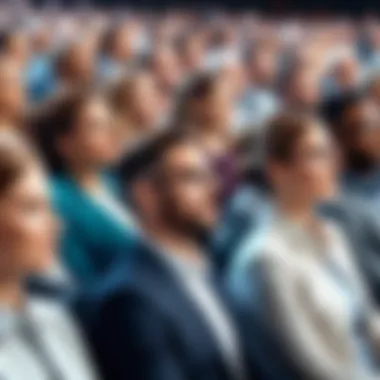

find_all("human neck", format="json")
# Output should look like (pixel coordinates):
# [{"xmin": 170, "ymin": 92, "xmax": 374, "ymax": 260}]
[
  {"xmin": 143, "ymin": 221, "xmax": 204, "ymax": 264},
  {"xmin": 275, "ymin": 194, "xmax": 316, "ymax": 226},
  {"xmin": 0, "ymin": 279, "xmax": 24, "ymax": 311},
  {"xmin": 68, "ymin": 165, "xmax": 102, "ymax": 193}
]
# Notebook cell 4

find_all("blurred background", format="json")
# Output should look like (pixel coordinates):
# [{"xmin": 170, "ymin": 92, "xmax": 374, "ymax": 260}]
[{"xmin": 1, "ymin": 1, "xmax": 380, "ymax": 380}]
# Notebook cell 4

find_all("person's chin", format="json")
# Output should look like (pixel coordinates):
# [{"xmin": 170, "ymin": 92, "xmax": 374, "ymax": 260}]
[
  {"xmin": 34, "ymin": 252, "xmax": 56, "ymax": 274},
  {"xmin": 316, "ymin": 187, "xmax": 339, "ymax": 203}
]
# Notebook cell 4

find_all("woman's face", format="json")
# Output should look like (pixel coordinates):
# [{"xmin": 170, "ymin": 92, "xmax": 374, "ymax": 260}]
[
  {"xmin": 200, "ymin": 78, "xmax": 234, "ymax": 130},
  {"xmin": 0, "ymin": 60, "xmax": 25, "ymax": 120},
  {"xmin": 275, "ymin": 124, "xmax": 339, "ymax": 204},
  {"xmin": 130, "ymin": 74, "xmax": 162, "ymax": 128},
  {"xmin": 62, "ymin": 97, "xmax": 122, "ymax": 168},
  {"xmin": 0, "ymin": 165, "xmax": 58, "ymax": 279}
]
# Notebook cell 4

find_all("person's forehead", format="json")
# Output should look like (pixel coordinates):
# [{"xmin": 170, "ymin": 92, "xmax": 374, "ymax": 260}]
[{"xmin": 162, "ymin": 141, "xmax": 206, "ymax": 169}]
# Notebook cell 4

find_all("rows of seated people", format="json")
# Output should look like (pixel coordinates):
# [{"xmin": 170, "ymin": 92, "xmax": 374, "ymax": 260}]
[{"xmin": 2, "ymin": 10, "xmax": 380, "ymax": 380}]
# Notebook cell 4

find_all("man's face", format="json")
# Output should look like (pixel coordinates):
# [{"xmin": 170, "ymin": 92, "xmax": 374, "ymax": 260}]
[
  {"xmin": 155, "ymin": 141, "xmax": 219, "ymax": 236},
  {"xmin": 340, "ymin": 99, "xmax": 380, "ymax": 170}
]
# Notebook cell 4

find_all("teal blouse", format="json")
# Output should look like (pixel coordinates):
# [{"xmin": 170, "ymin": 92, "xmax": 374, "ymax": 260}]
[{"xmin": 51, "ymin": 174, "xmax": 137, "ymax": 287}]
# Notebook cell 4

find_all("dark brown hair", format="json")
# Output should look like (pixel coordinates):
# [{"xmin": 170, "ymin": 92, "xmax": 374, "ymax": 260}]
[
  {"xmin": 264, "ymin": 112, "xmax": 316, "ymax": 163},
  {"xmin": 32, "ymin": 88, "xmax": 104, "ymax": 174}
]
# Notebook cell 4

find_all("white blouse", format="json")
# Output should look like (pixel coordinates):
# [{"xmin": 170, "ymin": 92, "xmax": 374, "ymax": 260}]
[{"xmin": 0, "ymin": 296, "xmax": 98, "ymax": 380}]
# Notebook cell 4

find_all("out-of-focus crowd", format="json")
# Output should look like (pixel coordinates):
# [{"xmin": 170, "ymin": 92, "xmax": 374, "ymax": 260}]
[{"xmin": 4, "ymin": 4, "xmax": 380, "ymax": 380}]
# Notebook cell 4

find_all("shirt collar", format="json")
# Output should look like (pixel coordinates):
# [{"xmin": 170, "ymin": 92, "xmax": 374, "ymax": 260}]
[
  {"xmin": 145, "ymin": 237, "xmax": 211, "ymax": 279},
  {"xmin": 272, "ymin": 207, "xmax": 329, "ymax": 256}
]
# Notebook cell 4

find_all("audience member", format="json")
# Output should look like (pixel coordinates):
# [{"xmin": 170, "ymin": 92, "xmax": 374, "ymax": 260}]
[
  {"xmin": 177, "ymin": 72, "xmax": 239, "ymax": 199},
  {"xmin": 98, "ymin": 23, "xmax": 138, "ymax": 81},
  {"xmin": 109, "ymin": 71, "xmax": 163, "ymax": 148},
  {"xmin": 324, "ymin": 91, "xmax": 380, "ymax": 213},
  {"xmin": 149, "ymin": 43, "xmax": 183, "ymax": 99},
  {"xmin": 231, "ymin": 113, "xmax": 380, "ymax": 380},
  {"xmin": 76, "ymin": 130, "xmax": 257, "ymax": 380},
  {"xmin": 236, "ymin": 42, "xmax": 279, "ymax": 130},
  {"xmin": 0, "ymin": 9, "xmax": 379, "ymax": 380},
  {"xmin": 281, "ymin": 64, "xmax": 321, "ymax": 112},
  {"xmin": 0, "ymin": 130, "xmax": 98, "ymax": 380},
  {"xmin": 55, "ymin": 41, "xmax": 96, "ymax": 93},
  {"xmin": 35, "ymin": 89, "xmax": 136, "ymax": 286},
  {"xmin": 0, "ymin": 57, "xmax": 25, "ymax": 128}
]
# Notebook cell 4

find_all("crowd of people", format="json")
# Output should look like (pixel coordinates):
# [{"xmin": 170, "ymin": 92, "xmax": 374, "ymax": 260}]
[{"xmin": 2, "ymin": 4, "xmax": 380, "ymax": 380}]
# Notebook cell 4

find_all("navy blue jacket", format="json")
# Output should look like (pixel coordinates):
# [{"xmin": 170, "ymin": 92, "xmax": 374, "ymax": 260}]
[{"xmin": 74, "ymin": 241, "xmax": 261, "ymax": 380}]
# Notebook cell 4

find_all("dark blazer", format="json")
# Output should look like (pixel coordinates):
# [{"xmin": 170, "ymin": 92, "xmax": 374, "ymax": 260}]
[
  {"xmin": 74, "ymin": 240, "xmax": 258, "ymax": 380},
  {"xmin": 212, "ymin": 186, "xmax": 267, "ymax": 273}
]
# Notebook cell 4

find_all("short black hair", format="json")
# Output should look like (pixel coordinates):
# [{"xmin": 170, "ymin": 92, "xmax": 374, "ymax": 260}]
[{"xmin": 117, "ymin": 128, "xmax": 189, "ymax": 186}]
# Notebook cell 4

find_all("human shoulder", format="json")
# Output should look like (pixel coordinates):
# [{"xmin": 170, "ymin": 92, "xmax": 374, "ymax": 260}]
[{"xmin": 231, "ymin": 217, "xmax": 287, "ymax": 277}]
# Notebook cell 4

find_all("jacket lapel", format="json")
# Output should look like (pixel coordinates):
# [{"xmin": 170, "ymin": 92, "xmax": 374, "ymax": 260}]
[{"xmin": 134, "ymin": 243, "xmax": 234, "ymax": 380}]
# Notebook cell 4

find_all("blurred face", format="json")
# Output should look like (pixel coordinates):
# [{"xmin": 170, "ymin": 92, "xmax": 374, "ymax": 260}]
[
  {"xmin": 152, "ymin": 46, "xmax": 182, "ymax": 92},
  {"xmin": 182, "ymin": 36, "xmax": 205, "ymax": 72},
  {"xmin": 156, "ymin": 142, "xmax": 219, "ymax": 235},
  {"xmin": 196, "ymin": 78, "xmax": 234, "ymax": 131},
  {"xmin": 0, "ymin": 165, "xmax": 58, "ymax": 279},
  {"xmin": 59, "ymin": 97, "xmax": 122, "ymax": 169},
  {"xmin": 113, "ymin": 26, "xmax": 135, "ymax": 62},
  {"xmin": 220, "ymin": 61, "xmax": 247, "ymax": 98},
  {"xmin": 249, "ymin": 48, "xmax": 277, "ymax": 85},
  {"xmin": 289, "ymin": 68, "xmax": 320, "ymax": 108},
  {"xmin": 0, "ymin": 60, "xmax": 25, "ymax": 120},
  {"xmin": 66, "ymin": 43, "xmax": 95, "ymax": 83},
  {"xmin": 270, "ymin": 123, "xmax": 338, "ymax": 205},
  {"xmin": 31, "ymin": 28, "xmax": 52, "ymax": 54},
  {"xmin": 334, "ymin": 57, "xmax": 359, "ymax": 89},
  {"xmin": 130, "ymin": 74, "xmax": 162, "ymax": 128},
  {"xmin": 340, "ymin": 99, "xmax": 380, "ymax": 170}
]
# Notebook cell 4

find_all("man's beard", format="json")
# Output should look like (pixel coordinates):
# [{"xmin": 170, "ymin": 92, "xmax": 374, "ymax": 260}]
[{"xmin": 163, "ymin": 210, "xmax": 213, "ymax": 248}]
